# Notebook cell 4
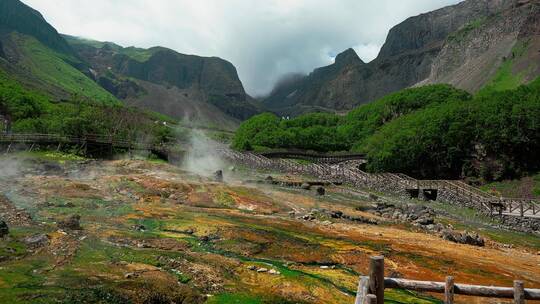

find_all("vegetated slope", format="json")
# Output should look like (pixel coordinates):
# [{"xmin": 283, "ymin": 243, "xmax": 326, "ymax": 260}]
[
  {"xmin": 0, "ymin": 68, "xmax": 173, "ymax": 142},
  {"xmin": 65, "ymin": 36, "xmax": 262, "ymax": 130},
  {"xmin": 0, "ymin": 0, "xmax": 117, "ymax": 104},
  {"xmin": 0, "ymin": 0, "xmax": 172, "ymax": 141},
  {"xmin": 234, "ymin": 80, "xmax": 540, "ymax": 182},
  {"xmin": 263, "ymin": 0, "xmax": 537, "ymax": 115}
]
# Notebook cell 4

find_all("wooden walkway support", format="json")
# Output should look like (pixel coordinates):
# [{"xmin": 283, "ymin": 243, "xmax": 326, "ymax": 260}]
[{"xmin": 355, "ymin": 256, "xmax": 540, "ymax": 303}]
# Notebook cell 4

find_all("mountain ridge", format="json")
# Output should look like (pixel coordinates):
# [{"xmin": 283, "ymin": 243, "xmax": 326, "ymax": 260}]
[{"xmin": 263, "ymin": 0, "xmax": 538, "ymax": 116}]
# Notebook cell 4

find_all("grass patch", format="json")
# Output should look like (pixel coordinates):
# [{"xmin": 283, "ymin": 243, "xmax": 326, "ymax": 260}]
[{"xmin": 13, "ymin": 33, "xmax": 118, "ymax": 104}]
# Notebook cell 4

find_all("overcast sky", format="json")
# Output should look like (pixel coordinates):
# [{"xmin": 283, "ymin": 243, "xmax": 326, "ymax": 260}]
[{"xmin": 22, "ymin": 0, "xmax": 462, "ymax": 96}]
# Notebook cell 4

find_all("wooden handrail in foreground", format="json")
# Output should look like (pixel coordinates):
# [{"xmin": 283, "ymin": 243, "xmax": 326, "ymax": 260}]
[{"xmin": 355, "ymin": 256, "xmax": 540, "ymax": 304}]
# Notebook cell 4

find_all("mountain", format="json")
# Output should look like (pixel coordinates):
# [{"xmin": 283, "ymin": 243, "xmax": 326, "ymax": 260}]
[
  {"xmin": 0, "ymin": 0, "xmax": 116, "ymax": 103},
  {"xmin": 0, "ymin": 0, "xmax": 260, "ymax": 131},
  {"xmin": 263, "ymin": 0, "xmax": 538, "ymax": 115},
  {"xmin": 65, "ymin": 36, "xmax": 262, "ymax": 129}
]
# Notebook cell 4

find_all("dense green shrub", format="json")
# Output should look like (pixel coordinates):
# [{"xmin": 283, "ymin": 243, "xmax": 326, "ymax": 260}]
[
  {"xmin": 233, "ymin": 80, "xmax": 540, "ymax": 180},
  {"xmin": 0, "ymin": 70, "xmax": 172, "ymax": 144}
]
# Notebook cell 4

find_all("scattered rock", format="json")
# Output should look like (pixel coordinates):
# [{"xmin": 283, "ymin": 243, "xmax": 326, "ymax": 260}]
[
  {"xmin": 23, "ymin": 234, "xmax": 49, "ymax": 248},
  {"xmin": 133, "ymin": 224, "xmax": 146, "ymax": 232},
  {"xmin": 415, "ymin": 217, "xmax": 434, "ymax": 226},
  {"xmin": 316, "ymin": 187, "xmax": 325, "ymax": 196},
  {"xmin": 268, "ymin": 269, "xmax": 280, "ymax": 275},
  {"xmin": 302, "ymin": 214, "xmax": 315, "ymax": 221},
  {"xmin": 57, "ymin": 214, "xmax": 82, "ymax": 230},
  {"xmin": 0, "ymin": 220, "xmax": 8, "ymax": 237},
  {"xmin": 441, "ymin": 229, "xmax": 484, "ymax": 247},
  {"xmin": 330, "ymin": 211, "xmax": 343, "ymax": 219},
  {"xmin": 124, "ymin": 272, "xmax": 137, "ymax": 279}
]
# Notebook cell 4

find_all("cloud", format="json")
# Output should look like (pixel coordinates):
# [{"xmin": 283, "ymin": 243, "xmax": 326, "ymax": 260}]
[{"xmin": 22, "ymin": 0, "xmax": 462, "ymax": 96}]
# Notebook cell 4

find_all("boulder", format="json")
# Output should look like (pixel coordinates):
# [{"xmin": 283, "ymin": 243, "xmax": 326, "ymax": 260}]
[
  {"xmin": 133, "ymin": 224, "xmax": 146, "ymax": 232},
  {"xmin": 57, "ymin": 214, "xmax": 82, "ymax": 230},
  {"xmin": 415, "ymin": 217, "xmax": 434, "ymax": 226},
  {"xmin": 330, "ymin": 211, "xmax": 343, "ymax": 218},
  {"xmin": 268, "ymin": 269, "xmax": 280, "ymax": 275},
  {"xmin": 316, "ymin": 187, "xmax": 326, "ymax": 196},
  {"xmin": 0, "ymin": 220, "xmax": 8, "ymax": 237},
  {"xmin": 214, "ymin": 170, "xmax": 223, "ymax": 182},
  {"xmin": 301, "ymin": 183, "xmax": 311, "ymax": 190}
]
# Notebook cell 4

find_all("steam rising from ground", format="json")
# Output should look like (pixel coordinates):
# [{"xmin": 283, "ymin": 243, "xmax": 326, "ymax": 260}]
[
  {"xmin": 0, "ymin": 158, "xmax": 22, "ymax": 180},
  {"xmin": 182, "ymin": 129, "xmax": 226, "ymax": 177}
]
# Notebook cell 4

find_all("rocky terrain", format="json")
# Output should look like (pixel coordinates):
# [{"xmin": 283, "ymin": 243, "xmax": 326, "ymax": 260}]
[
  {"xmin": 0, "ymin": 152, "xmax": 539, "ymax": 304},
  {"xmin": 263, "ymin": 0, "xmax": 540, "ymax": 115}
]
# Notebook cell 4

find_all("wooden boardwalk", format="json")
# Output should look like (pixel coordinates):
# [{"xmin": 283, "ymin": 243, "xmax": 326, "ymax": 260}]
[
  {"xmin": 0, "ymin": 133, "xmax": 175, "ymax": 158},
  {"xmin": 219, "ymin": 149, "xmax": 540, "ymax": 219},
  {"xmin": 260, "ymin": 150, "xmax": 366, "ymax": 164}
]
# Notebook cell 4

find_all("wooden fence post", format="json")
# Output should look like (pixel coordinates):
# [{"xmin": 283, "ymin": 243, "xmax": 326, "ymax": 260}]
[
  {"xmin": 445, "ymin": 276, "xmax": 454, "ymax": 304},
  {"xmin": 365, "ymin": 294, "xmax": 377, "ymax": 304},
  {"xmin": 355, "ymin": 276, "xmax": 370, "ymax": 304},
  {"xmin": 514, "ymin": 280, "xmax": 525, "ymax": 304},
  {"xmin": 369, "ymin": 256, "xmax": 384, "ymax": 304}
]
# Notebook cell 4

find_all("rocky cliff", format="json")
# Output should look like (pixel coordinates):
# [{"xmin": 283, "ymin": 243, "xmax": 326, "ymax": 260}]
[
  {"xmin": 67, "ymin": 37, "xmax": 261, "ymax": 125},
  {"xmin": 263, "ymin": 0, "xmax": 534, "ymax": 115}
]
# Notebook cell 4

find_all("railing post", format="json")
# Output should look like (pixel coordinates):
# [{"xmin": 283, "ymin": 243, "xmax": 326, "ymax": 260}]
[
  {"xmin": 369, "ymin": 256, "xmax": 384, "ymax": 304},
  {"xmin": 445, "ymin": 276, "xmax": 454, "ymax": 304},
  {"xmin": 365, "ymin": 294, "xmax": 377, "ymax": 304},
  {"xmin": 355, "ymin": 276, "xmax": 370, "ymax": 304},
  {"xmin": 514, "ymin": 280, "xmax": 525, "ymax": 304}
]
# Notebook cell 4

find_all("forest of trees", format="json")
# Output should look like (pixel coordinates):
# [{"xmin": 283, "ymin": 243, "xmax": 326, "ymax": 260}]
[{"xmin": 233, "ymin": 80, "xmax": 540, "ymax": 181}]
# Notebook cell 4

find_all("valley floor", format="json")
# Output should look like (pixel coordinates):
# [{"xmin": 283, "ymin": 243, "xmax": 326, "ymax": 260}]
[{"xmin": 0, "ymin": 153, "xmax": 539, "ymax": 304}]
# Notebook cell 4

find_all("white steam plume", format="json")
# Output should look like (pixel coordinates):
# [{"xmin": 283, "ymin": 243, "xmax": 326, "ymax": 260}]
[{"xmin": 182, "ymin": 129, "xmax": 226, "ymax": 177}]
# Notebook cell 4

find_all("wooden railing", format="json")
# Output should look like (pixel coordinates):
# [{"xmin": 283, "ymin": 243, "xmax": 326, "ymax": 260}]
[
  {"xmin": 260, "ymin": 150, "xmax": 366, "ymax": 164},
  {"xmin": 0, "ymin": 133, "xmax": 175, "ymax": 152},
  {"xmin": 355, "ymin": 256, "xmax": 540, "ymax": 304},
  {"xmin": 220, "ymin": 149, "xmax": 540, "ymax": 219}
]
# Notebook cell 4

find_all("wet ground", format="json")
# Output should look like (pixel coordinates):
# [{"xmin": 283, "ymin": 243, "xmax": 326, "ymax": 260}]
[{"xmin": 0, "ymin": 153, "xmax": 539, "ymax": 303}]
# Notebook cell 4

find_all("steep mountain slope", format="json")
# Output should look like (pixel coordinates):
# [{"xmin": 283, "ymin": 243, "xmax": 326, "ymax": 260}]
[
  {"xmin": 0, "ymin": 0, "xmax": 116, "ymax": 103},
  {"xmin": 263, "ymin": 0, "xmax": 532, "ymax": 115},
  {"xmin": 419, "ymin": 0, "xmax": 540, "ymax": 92},
  {"xmin": 66, "ymin": 36, "xmax": 262, "ymax": 128}
]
